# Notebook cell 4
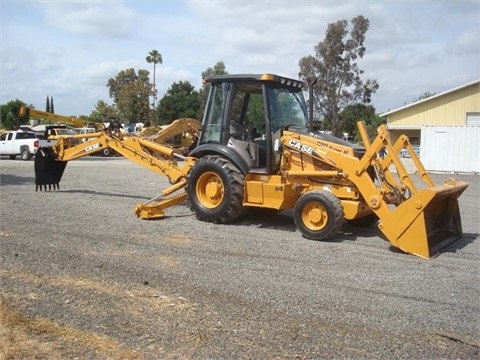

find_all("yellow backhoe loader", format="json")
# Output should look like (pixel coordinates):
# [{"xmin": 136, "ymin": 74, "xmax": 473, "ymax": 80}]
[
  {"xmin": 19, "ymin": 106, "xmax": 102, "ymax": 130},
  {"xmin": 34, "ymin": 73, "xmax": 468, "ymax": 259},
  {"xmin": 136, "ymin": 117, "xmax": 201, "ymax": 154}
]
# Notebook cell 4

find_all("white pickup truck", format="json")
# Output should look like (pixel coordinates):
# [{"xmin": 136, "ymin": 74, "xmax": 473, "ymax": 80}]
[{"xmin": 0, "ymin": 130, "xmax": 39, "ymax": 160}]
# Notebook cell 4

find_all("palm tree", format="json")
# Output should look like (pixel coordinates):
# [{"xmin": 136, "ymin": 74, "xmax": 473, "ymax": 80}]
[{"xmin": 146, "ymin": 49, "xmax": 163, "ymax": 109}]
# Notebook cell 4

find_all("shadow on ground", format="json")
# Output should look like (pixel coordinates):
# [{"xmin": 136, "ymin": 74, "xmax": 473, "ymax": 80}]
[{"xmin": 0, "ymin": 174, "xmax": 35, "ymax": 186}]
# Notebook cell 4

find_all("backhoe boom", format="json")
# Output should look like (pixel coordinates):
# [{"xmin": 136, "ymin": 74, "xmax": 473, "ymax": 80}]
[{"xmin": 34, "ymin": 126, "xmax": 196, "ymax": 217}]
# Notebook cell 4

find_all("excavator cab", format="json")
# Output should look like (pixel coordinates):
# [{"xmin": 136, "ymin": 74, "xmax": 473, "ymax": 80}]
[{"xmin": 192, "ymin": 74, "xmax": 308, "ymax": 174}]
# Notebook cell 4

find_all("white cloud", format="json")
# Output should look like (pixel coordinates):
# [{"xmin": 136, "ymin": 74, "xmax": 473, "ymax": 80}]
[
  {"xmin": 1, "ymin": 0, "xmax": 478, "ymax": 116},
  {"xmin": 40, "ymin": 0, "xmax": 138, "ymax": 38},
  {"xmin": 447, "ymin": 26, "xmax": 480, "ymax": 55}
]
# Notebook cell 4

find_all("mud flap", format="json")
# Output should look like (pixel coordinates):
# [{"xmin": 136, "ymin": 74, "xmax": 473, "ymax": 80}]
[
  {"xmin": 34, "ymin": 147, "xmax": 68, "ymax": 191},
  {"xmin": 378, "ymin": 180, "xmax": 469, "ymax": 259}
]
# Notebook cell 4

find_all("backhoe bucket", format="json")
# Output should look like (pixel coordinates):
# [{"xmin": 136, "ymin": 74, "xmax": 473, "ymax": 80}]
[
  {"xmin": 379, "ymin": 180, "xmax": 468, "ymax": 259},
  {"xmin": 34, "ymin": 147, "xmax": 68, "ymax": 191}
]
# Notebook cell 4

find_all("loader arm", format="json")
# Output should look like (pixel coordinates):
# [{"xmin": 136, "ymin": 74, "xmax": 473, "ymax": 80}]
[{"xmin": 34, "ymin": 128, "xmax": 196, "ymax": 219}]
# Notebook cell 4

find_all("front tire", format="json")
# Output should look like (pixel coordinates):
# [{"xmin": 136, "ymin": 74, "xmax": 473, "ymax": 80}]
[
  {"xmin": 187, "ymin": 155, "xmax": 245, "ymax": 223},
  {"xmin": 293, "ymin": 190, "xmax": 345, "ymax": 241}
]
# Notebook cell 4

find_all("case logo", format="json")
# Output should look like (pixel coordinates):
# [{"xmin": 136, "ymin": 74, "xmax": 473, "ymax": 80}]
[
  {"xmin": 288, "ymin": 139, "xmax": 314, "ymax": 155},
  {"xmin": 85, "ymin": 143, "xmax": 101, "ymax": 152}
]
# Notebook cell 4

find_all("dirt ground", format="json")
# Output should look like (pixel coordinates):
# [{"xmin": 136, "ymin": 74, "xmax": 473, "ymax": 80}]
[{"xmin": 1, "ymin": 157, "xmax": 479, "ymax": 359}]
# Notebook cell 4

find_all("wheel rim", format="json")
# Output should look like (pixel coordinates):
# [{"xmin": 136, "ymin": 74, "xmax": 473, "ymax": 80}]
[
  {"xmin": 301, "ymin": 201, "xmax": 328, "ymax": 231},
  {"xmin": 196, "ymin": 171, "xmax": 224, "ymax": 208}
]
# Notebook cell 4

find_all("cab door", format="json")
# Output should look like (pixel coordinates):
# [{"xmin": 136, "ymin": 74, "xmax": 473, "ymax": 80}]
[{"xmin": 0, "ymin": 133, "xmax": 14, "ymax": 154}]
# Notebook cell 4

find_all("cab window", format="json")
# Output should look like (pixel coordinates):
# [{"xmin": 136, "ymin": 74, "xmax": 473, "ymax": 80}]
[{"xmin": 200, "ymin": 82, "xmax": 228, "ymax": 143}]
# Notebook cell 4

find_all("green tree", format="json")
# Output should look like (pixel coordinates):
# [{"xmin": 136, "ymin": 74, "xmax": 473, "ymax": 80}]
[
  {"xmin": 146, "ymin": 49, "xmax": 163, "ymax": 109},
  {"xmin": 157, "ymin": 81, "xmax": 200, "ymax": 125},
  {"xmin": 197, "ymin": 61, "xmax": 228, "ymax": 118},
  {"xmin": 50, "ymin": 96, "xmax": 54, "ymax": 113},
  {"xmin": 1, "ymin": 99, "xmax": 27, "ymax": 130},
  {"xmin": 89, "ymin": 100, "xmax": 117, "ymax": 123},
  {"xmin": 45, "ymin": 96, "xmax": 50, "ymax": 112},
  {"xmin": 339, "ymin": 103, "xmax": 384, "ymax": 142},
  {"xmin": 107, "ymin": 68, "xmax": 152, "ymax": 124},
  {"xmin": 298, "ymin": 15, "xmax": 379, "ymax": 137}
]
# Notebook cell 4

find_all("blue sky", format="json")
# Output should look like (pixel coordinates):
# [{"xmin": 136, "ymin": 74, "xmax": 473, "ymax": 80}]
[{"xmin": 1, "ymin": 0, "xmax": 478, "ymax": 117}]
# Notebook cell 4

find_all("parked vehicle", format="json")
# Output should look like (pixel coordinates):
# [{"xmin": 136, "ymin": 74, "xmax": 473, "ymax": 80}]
[
  {"xmin": 32, "ymin": 125, "xmax": 82, "ymax": 148},
  {"xmin": 0, "ymin": 130, "xmax": 39, "ymax": 160}
]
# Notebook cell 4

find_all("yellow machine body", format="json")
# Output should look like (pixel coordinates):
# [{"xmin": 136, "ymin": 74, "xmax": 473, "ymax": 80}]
[{"xmin": 33, "ymin": 73, "xmax": 469, "ymax": 259}]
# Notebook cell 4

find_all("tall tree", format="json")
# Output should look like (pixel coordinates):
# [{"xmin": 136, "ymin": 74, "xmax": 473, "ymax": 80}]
[
  {"xmin": 197, "ymin": 61, "xmax": 228, "ymax": 119},
  {"xmin": 146, "ymin": 49, "xmax": 163, "ymax": 109},
  {"xmin": 157, "ymin": 81, "xmax": 200, "ymax": 125},
  {"xmin": 50, "ymin": 96, "xmax": 54, "ymax": 113},
  {"xmin": 46, "ymin": 96, "xmax": 50, "ymax": 112},
  {"xmin": 299, "ymin": 15, "xmax": 379, "ymax": 137},
  {"xmin": 107, "ymin": 68, "xmax": 152, "ymax": 123}
]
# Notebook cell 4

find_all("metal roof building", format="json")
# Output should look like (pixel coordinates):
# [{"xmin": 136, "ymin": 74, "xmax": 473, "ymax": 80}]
[{"xmin": 380, "ymin": 80, "xmax": 479, "ymax": 172}]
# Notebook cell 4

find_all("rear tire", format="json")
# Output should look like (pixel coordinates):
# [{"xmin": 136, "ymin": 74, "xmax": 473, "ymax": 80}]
[
  {"xmin": 187, "ymin": 155, "xmax": 245, "ymax": 224},
  {"xmin": 21, "ymin": 148, "xmax": 32, "ymax": 161},
  {"xmin": 293, "ymin": 190, "xmax": 345, "ymax": 240}
]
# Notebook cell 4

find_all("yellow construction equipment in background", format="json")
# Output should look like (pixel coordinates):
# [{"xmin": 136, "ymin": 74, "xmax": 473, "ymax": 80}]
[
  {"xmin": 33, "ymin": 73, "xmax": 469, "ymax": 259},
  {"xmin": 136, "ymin": 118, "xmax": 201, "ymax": 154},
  {"xmin": 19, "ymin": 106, "xmax": 102, "ymax": 130}
]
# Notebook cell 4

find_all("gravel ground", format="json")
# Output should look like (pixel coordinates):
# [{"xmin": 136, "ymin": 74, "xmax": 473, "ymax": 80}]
[{"xmin": 1, "ymin": 156, "xmax": 479, "ymax": 359}]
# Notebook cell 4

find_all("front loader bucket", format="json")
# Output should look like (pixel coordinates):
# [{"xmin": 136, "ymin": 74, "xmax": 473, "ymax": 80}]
[
  {"xmin": 378, "ymin": 180, "xmax": 469, "ymax": 259},
  {"xmin": 34, "ymin": 147, "xmax": 68, "ymax": 191}
]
